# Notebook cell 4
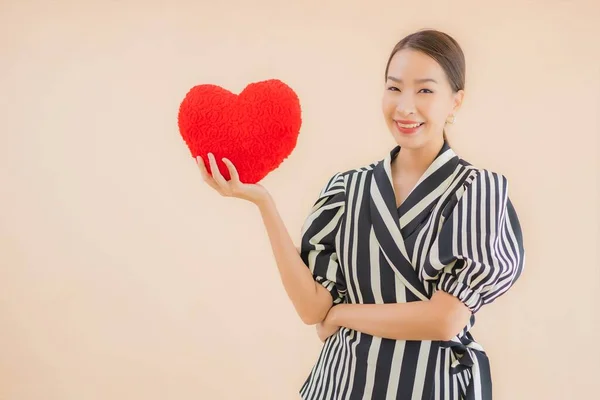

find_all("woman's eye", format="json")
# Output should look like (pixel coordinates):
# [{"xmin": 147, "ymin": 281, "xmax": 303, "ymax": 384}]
[{"xmin": 387, "ymin": 87, "xmax": 432, "ymax": 93}]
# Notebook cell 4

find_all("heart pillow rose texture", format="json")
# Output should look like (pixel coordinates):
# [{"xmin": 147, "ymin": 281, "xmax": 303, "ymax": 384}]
[{"xmin": 177, "ymin": 79, "xmax": 302, "ymax": 184}]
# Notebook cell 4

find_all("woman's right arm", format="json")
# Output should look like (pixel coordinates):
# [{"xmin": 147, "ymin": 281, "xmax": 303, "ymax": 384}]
[
  {"xmin": 256, "ymin": 194, "xmax": 334, "ymax": 325},
  {"xmin": 196, "ymin": 153, "xmax": 333, "ymax": 325}
]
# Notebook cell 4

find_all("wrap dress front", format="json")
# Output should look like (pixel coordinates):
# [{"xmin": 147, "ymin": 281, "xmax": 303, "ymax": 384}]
[{"xmin": 299, "ymin": 141, "xmax": 525, "ymax": 400}]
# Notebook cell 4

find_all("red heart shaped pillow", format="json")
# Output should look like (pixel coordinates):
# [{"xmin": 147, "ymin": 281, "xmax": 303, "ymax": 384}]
[{"xmin": 177, "ymin": 79, "xmax": 302, "ymax": 184}]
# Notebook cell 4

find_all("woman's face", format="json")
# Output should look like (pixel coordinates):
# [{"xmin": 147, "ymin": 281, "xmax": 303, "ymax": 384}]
[{"xmin": 382, "ymin": 48, "xmax": 464, "ymax": 150}]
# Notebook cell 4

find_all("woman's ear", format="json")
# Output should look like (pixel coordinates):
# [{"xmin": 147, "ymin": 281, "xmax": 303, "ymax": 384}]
[{"xmin": 452, "ymin": 89, "xmax": 465, "ymax": 114}]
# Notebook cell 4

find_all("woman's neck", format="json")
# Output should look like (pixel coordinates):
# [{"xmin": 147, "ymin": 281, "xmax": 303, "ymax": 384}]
[{"xmin": 392, "ymin": 138, "xmax": 444, "ymax": 178}]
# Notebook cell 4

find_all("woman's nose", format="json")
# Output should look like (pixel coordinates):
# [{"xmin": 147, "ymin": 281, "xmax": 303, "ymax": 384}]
[
  {"xmin": 395, "ymin": 94, "xmax": 416, "ymax": 116},
  {"xmin": 395, "ymin": 104, "xmax": 416, "ymax": 116}
]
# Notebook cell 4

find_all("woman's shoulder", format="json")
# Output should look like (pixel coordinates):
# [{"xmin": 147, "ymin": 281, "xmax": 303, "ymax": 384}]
[
  {"xmin": 451, "ymin": 159, "xmax": 513, "ymax": 206},
  {"xmin": 322, "ymin": 161, "xmax": 377, "ymax": 186},
  {"xmin": 335, "ymin": 158, "xmax": 382, "ymax": 180},
  {"xmin": 457, "ymin": 158, "xmax": 509, "ymax": 186},
  {"xmin": 316, "ymin": 164, "xmax": 373, "ymax": 201}
]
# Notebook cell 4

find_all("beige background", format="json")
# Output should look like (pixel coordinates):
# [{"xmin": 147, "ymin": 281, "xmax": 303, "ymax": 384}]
[{"xmin": 1, "ymin": 0, "xmax": 599, "ymax": 399}]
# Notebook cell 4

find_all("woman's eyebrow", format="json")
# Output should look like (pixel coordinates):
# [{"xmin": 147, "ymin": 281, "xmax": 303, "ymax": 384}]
[{"xmin": 386, "ymin": 76, "xmax": 438, "ymax": 84}]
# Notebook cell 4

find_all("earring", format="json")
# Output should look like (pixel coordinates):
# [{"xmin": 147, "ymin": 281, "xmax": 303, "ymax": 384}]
[{"xmin": 446, "ymin": 114, "xmax": 456, "ymax": 124}]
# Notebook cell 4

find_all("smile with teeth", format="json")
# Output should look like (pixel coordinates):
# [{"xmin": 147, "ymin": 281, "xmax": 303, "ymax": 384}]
[{"xmin": 396, "ymin": 121, "xmax": 424, "ymax": 128}]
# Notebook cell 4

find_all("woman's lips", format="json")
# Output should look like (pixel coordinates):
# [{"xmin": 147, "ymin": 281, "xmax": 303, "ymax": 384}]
[{"xmin": 395, "ymin": 120, "xmax": 424, "ymax": 135}]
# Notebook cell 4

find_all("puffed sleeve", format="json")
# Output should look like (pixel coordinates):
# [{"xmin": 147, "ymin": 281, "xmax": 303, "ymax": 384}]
[
  {"xmin": 300, "ymin": 172, "xmax": 347, "ymax": 304},
  {"xmin": 423, "ymin": 169, "xmax": 525, "ymax": 313}
]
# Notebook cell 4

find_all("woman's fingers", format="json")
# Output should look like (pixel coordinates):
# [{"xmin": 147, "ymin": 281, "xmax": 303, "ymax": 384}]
[
  {"xmin": 317, "ymin": 324, "xmax": 329, "ymax": 343},
  {"xmin": 196, "ymin": 153, "xmax": 251, "ymax": 201},
  {"xmin": 316, "ymin": 321, "xmax": 339, "ymax": 343},
  {"xmin": 196, "ymin": 156, "xmax": 221, "ymax": 192},
  {"xmin": 196, "ymin": 156, "xmax": 210, "ymax": 179},
  {"xmin": 222, "ymin": 158, "xmax": 240, "ymax": 183},
  {"xmin": 207, "ymin": 153, "xmax": 229, "ymax": 190}
]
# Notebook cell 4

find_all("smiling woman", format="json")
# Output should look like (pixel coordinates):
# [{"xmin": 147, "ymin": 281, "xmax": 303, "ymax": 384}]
[
  {"xmin": 383, "ymin": 30, "xmax": 465, "ymax": 148},
  {"xmin": 295, "ymin": 30, "xmax": 524, "ymax": 400},
  {"xmin": 197, "ymin": 28, "xmax": 525, "ymax": 400}
]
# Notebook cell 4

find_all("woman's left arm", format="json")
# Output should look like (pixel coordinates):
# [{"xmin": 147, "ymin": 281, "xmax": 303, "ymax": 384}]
[{"xmin": 324, "ymin": 290, "xmax": 471, "ymax": 341}]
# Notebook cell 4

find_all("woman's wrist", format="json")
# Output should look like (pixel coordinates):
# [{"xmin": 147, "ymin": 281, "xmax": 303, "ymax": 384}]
[
  {"xmin": 254, "ymin": 191, "xmax": 274, "ymax": 210},
  {"xmin": 327, "ymin": 304, "xmax": 344, "ymax": 326}
]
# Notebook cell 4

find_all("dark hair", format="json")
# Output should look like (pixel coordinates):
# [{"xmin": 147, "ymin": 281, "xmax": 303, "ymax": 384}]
[{"xmin": 384, "ymin": 29, "xmax": 466, "ymax": 140}]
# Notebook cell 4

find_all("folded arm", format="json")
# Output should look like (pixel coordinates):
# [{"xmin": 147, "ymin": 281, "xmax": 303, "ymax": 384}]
[{"xmin": 327, "ymin": 290, "xmax": 471, "ymax": 341}]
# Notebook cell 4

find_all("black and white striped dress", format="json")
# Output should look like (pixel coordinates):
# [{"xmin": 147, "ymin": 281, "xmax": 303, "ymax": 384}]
[{"xmin": 299, "ymin": 142, "xmax": 525, "ymax": 400}]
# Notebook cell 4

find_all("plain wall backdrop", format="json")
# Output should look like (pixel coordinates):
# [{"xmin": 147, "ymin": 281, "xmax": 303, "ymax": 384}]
[{"xmin": 1, "ymin": 0, "xmax": 599, "ymax": 399}]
